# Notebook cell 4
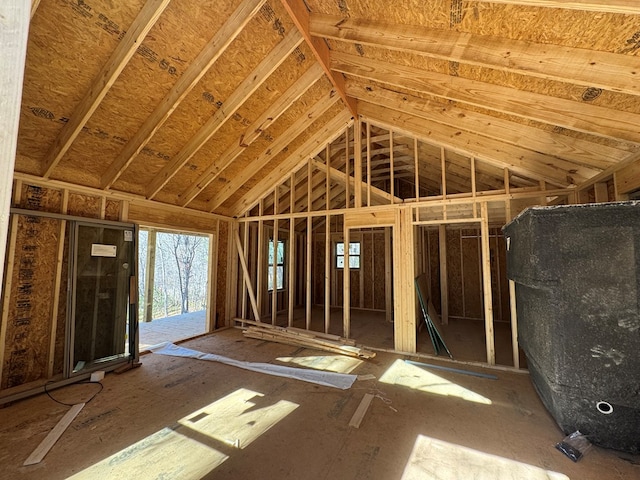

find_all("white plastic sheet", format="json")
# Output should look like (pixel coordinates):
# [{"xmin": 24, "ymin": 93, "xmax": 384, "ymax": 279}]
[{"xmin": 149, "ymin": 342, "xmax": 357, "ymax": 390}]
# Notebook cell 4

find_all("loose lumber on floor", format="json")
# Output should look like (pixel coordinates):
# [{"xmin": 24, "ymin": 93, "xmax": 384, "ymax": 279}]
[
  {"xmin": 349, "ymin": 393, "xmax": 375, "ymax": 428},
  {"xmin": 235, "ymin": 318, "xmax": 376, "ymax": 359},
  {"xmin": 23, "ymin": 403, "xmax": 85, "ymax": 466}
]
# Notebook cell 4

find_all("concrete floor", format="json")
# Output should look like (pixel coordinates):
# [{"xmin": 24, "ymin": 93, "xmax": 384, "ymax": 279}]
[{"xmin": 0, "ymin": 328, "xmax": 637, "ymax": 479}]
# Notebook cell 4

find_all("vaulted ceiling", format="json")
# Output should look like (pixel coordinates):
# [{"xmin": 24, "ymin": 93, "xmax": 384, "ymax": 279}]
[{"xmin": 16, "ymin": 0, "xmax": 640, "ymax": 219}]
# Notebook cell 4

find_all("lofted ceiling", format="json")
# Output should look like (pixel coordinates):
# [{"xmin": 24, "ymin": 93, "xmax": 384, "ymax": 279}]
[{"xmin": 15, "ymin": 0, "xmax": 640, "ymax": 219}]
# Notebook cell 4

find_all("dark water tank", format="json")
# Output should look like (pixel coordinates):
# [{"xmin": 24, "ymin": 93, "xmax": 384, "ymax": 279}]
[{"xmin": 503, "ymin": 202, "xmax": 640, "ymax": 454}]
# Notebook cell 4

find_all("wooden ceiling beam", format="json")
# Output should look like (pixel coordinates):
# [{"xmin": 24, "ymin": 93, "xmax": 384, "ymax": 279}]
[
  {"xmin": 311, "ymin": 14, "xmax": 640, "ymax": 96},
  {"xmin": 347, "ymin": 82, "xmax": 626, "ymax": 170},
  {"xmin": 333, "ymin": 52, "xmax": 640, "ymax": 145},
  {"xmin": 360, "ymin": 102, "xmax": 585, "ymax": 187},
  {"xmin": 41, "ymin": 0, "xmax": 172, "ymax": 178},
  {"xmin": 471, "ymin": 1, "xmax": 640, "ymax": 15},
  {"xmin": 206, "ymin": 89, "xmax": 340, "ymax": 212},
  {"xmin": 101, "ymin": 0, "xmax": 266, "ymax": 190},
  {"xmin": 146, "ymin": 28, "xmax": 303, "ymax": 199},
  {"xmin": 229, "ymin": 111, "xmax": 353, "ymax": 216},
  {"xmin": 178, "ymin": 62, "xmax": 324, "ymax": 207},
  {"xmin": 279, "ymin": 0, "xmax": 357, "ymax": 116}
]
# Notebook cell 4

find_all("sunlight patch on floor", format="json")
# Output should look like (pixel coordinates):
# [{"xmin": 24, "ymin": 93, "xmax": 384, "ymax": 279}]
[
  {"xmin": 179, "ymin": 388, "xmax": 298, "ymax": 449},
  {"xmin": 379, "ymin": 359, "xmax": 492, "ymax": 404},
  {"xmin": 67, "ymin": 388, "xmax": 297, "ymax": 479},
  {"xmin": 67, "ymin": 427, "xmax": 228, "ymax": 480},
  {"xmin": 276, "ymin": 354, "xmax": 363, "ymax": 374},
  {"xmin": 402, "ymin": 434, "xmax": 569, "ymax": 480}
]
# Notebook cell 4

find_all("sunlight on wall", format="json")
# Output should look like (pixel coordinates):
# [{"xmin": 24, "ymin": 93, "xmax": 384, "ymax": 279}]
[
  {"xmin": 67, "ymin": 388, "xmax": 298, "ymax": 479},
  {"xmin": 67, "ymin": 427, "xmax": 228, "ymax": 479},
  {"xmin": 276, "ymin": 355, "xmax": 363, "ymax": 374},
  {"xmin": 402, "ymin": 435, "xmax": 569, "ymax": 480},
  {"xmin": 379, "ymin": 359, "xmax": 492, "ymax": 404},
  {"xmin": 178, "ymin": 388, "xmax": 298, "ymax": 449}
]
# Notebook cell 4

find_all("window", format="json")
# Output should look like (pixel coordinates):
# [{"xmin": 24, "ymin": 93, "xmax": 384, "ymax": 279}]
[
  {"xmin": 268, "ymin": 239, "xmax": 285, "ymax": 291},
  {"xmin": 336, "ymin": 242, "xmax": 360, "ymax": 269}
]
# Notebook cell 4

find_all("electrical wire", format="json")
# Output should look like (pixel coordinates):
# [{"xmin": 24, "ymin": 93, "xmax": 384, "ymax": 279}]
[{"xmin": 44, "ymin": 379, "xmax": 103, "ymax": 407}]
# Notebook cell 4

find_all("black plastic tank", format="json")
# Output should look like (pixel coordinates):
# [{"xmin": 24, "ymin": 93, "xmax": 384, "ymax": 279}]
[{"xmin": 503, "ymin": 202, "xmax": 640, "ymax": 454}]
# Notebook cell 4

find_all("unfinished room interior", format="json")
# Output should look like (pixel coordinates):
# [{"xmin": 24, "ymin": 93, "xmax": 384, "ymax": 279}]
[{"xmin": 1, "ymin": 0, "xmax": 639, "ymax": 478}]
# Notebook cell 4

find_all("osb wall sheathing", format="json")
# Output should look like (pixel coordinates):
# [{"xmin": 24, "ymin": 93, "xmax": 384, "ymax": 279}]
[
  {"xmin": 1, "ymin": 184, "xmax": 66, "ymax": 390},
  {"xmin": 1, "ymin": 214, "xmax": 60, "ymax": 389},
  {"xmin": 310, "ymin": 0, "xmax": 640, "ymax": 151},
  {"xmin": 0, "ymin": 182, "xmax": 126, "ymax": 393}
]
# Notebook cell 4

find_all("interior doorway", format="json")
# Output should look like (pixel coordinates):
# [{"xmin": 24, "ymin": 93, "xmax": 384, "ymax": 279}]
[{"xmin": 137, "ymin": 228, "xmax": 211, "ymax": 351}]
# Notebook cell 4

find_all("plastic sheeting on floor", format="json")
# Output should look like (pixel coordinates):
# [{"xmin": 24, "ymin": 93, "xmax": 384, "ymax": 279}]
[{"xmin": 149, "ymin": 342, "xmax": 357, "ymax": 390}]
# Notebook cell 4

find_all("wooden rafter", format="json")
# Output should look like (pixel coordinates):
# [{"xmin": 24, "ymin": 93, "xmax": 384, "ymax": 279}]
[
  {"xmin": 311, "ymin": 14, "xmax": 640, "ymax": 96},
  {"xmin": 332, "ymin": 52, "xmax": 640, "ymax": 144},
  {"xmin": 347, "ymin": 82, "xmax": 626, "ymax": 170},
  {"xmin": 472, "ymin": 0, "xmax": 640, "ymax": 15},
  {"xmin": 229, "ymin": 111, "xmax": 353, "ymax": 216},
  {"xmin": 206, "ymin": 89, "xmax": 341, "ymax": 212},
  {"xmin": 279, "ymin": 0, "xmax": 357, "ymax": 116},
  {"xmin": 360, "ymin": 102, "xmax": 586, "ymax": 187},
  {"xmin": 178, "ymin": 62, "xmax": 325, "ymax": 206},
  {"xmin": 41, "ymin": 0, "xmax": 172, "ymax": 178},
  {"xmin": 146, "ymin": 28, "xmax": 304, "ymax": 199},
  {"xmin": 101, "ymin": 0, "xmax": 266, "ymax": 189}
]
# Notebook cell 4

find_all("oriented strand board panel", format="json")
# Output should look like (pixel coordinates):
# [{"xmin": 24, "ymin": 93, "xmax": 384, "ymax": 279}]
[
  {"xmin": 67, "ymin": 192, "xmax": 102, "ymax": 218},
  {"xmin": 15, "ymin": 0, "xmax": 145, "ymax": 176},
  {"xmin": 1, "ymin": 214, "xmax": 60, "ymax": 389}
]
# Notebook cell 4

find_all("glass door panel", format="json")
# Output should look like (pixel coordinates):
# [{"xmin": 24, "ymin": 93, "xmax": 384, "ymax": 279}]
[{"xmin": 71, "ymin": 224, "xmax": 134, "ymax": 374}]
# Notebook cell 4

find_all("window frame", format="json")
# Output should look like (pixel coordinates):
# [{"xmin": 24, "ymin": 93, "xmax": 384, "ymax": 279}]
[
  {"xmin": 335, "ymin": 241, "xmax": 361, "ymax": 270},
  {"xmin": 267, "ymin": 238, "xmax": 285, "ymax": 291}
]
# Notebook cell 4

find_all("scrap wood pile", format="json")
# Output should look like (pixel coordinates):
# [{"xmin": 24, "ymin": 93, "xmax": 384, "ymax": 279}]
[{"xmin": 237, "ymin": 320, "xmax": 376, "ymax": 359}]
